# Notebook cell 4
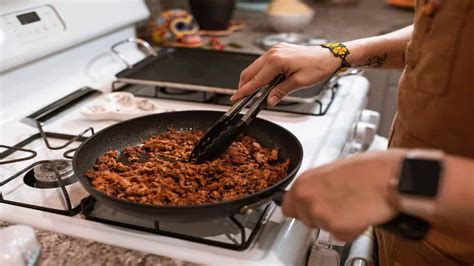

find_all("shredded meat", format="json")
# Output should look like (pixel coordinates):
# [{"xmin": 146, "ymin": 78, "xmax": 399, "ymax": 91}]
[{"xmin": 84, "ymin": 128, "xmax": 289, "ymax": 206}]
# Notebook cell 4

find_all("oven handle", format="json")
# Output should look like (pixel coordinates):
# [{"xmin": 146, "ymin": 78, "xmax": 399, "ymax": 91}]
[{"xmin": 110, "ymin": 38, "xmax": 157, "ymax": 69}]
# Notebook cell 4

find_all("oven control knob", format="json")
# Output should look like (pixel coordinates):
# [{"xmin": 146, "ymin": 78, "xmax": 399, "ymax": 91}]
[
  {"xmin": 359, "ymin": 109, "xmax": 380, "ymax": 129},
  {"xmin": 354, "ymin": 122, "xmax": 377, "ymax": 150},
  {"xmin": 347, "ymin": 142, "xmax": 363, "ymax": 155}
]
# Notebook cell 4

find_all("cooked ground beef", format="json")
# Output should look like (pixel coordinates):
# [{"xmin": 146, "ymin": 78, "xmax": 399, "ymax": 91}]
[{"xmin": 84, "ymin": 128, "xmax": 289, "ymax": 206}]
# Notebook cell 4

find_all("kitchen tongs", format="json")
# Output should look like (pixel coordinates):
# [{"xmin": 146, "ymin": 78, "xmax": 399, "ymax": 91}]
[{"xmin": 189, "ymin": 74, "xmax": 286, "ymax": 163}]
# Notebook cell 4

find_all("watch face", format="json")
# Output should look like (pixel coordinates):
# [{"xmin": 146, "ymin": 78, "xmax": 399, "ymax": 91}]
[{"xmin": 399, "ymin": 158, "xmax": 442, "ymax": 197}]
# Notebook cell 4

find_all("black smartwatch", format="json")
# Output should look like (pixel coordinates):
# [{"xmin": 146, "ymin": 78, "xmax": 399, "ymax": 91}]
[{"xmin": 382, "ymin": 149, "xmax": 444, "ymax": 240}]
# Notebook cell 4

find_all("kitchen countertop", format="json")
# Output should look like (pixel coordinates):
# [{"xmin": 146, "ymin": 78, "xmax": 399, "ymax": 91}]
[
  {"xmin": 1, "ymin": 2, "xmax": 413, "ymax": 265},
  {"xmin": 0, "ymin": 222, "xmax": 197, "ymax": 266},
  {"xmin": 222, "ymin": 1, "xmax": 414, "ymax": 54}
]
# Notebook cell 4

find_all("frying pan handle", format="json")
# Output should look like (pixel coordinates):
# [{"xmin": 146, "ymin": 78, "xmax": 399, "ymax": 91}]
[{"xmin": 272, "ymin": 188, "xmax": 287, "ymax": 206}]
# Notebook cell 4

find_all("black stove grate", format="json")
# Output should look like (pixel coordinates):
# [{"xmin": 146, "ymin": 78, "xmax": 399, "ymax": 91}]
[
  {"xmin": 80, "ymin": 196, "xmax": 274, "ymax": 251},
  {"xmin": 1, "ymin": 86, "xmax": 97, "ymax": 215},
  {"xmin": 0, "ymin": 131, "xmax": 92, "ymax": 216}
]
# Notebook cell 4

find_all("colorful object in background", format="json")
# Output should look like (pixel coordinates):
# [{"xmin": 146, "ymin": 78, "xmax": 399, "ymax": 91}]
[
  {"xmin": 149, "ymin": 9, "xmax": 203, "ymax": 47},
  {"xmin": 146, "ymin": 9, "xmax": 244, "ymax": 51}
]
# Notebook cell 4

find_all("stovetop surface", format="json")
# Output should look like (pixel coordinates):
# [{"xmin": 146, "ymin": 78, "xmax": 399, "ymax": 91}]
[
  {"xmin": 0, "ymin": 73, "xmax": 369, "ymax": 264},
  {"xmin": 0, "ymin": 128, "xmax": 277, "ymax": 251},
  {"xmin": 0, "ymin": 132, "xmax": 87, "ymax": 214},
  {"xmin": 0, "ymin": 90, "xmax": 334, "ymax": 257},
  {"xmin": 0, "ymin": 21, "xmax": 372, "ymax": 264}
]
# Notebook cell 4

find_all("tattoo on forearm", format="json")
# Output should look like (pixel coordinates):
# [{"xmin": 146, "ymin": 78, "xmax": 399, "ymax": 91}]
[{"xmin": 355, "ymin": 53, "xmax": 388, "ymax": 68}]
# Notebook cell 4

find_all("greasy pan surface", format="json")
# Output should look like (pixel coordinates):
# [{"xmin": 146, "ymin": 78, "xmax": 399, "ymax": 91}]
[{"xmin": 73, "ymin": 111, "xmax": 303, "ymax": 222}]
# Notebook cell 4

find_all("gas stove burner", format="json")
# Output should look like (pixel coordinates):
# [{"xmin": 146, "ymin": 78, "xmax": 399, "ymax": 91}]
[
  {"xmin": 34, "ymin": 159, "xmax": 72, "ymax": 181},
  {"xmin": 159, "ymin": 87, "xmax": 197, "ymax": 95},
  {"xmin": 24, "ymin": 160, "xmax": 77, "ymax": 189}
]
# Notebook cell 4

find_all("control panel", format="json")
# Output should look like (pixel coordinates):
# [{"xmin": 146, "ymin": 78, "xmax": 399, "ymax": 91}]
[
  {"xmin": 342, "ymin": 109, "xmax": 381, "ymax": 156},
  {"xmin": 0, "ymin": 1, "xmax": 148, "ymax": 73},
  {"xmin": 0, "ymin": 5, "xmax": 65, "ymax": 45}
]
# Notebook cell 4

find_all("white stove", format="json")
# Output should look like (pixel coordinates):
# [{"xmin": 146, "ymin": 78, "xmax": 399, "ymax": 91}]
[{"xmin": 0, "ymin": 1, "xmax": 377, "ymax": 265}]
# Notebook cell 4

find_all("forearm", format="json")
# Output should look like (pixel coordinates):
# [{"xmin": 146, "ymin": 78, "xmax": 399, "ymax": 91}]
[
  {"xmin": 344, "ymin": 25, "xmax": 413, "ymax": 69},
  {"xmin": 234, "ymin": 25, "xmax": 414, "ymax": 104}
]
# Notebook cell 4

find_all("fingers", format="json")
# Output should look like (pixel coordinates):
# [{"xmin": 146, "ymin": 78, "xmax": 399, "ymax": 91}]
[
  {"xmin": 231, "ymin": 61, "xmax": 281, "ymax": 102},
  {"xmin": 266, "ymin": 76, "xmax": 300, "ymax": 106},
  {"xmin": 285, "ymin": 200, "xmax": 366, "ymax": 241},
  {"xmin": 282, "ymin": 190, "xmax": 319, "ymax": 228},
  {"xmin": 238, "ymin": 54, "xmax": 268, "ymax": 88},
  {"xmin": 328, "ymin": 226, "xmax": 367, "ymax": 243},
  {"xmin": 281, "ymin": 189, "xmax": 296, "ymax": 217},
  {"xmin": 234, "ymin": 72, "xmax": 306, "ymax": 106},
  {"xmin": 284, "ymin": 190, "xmax": 367, "ymax": 241}
]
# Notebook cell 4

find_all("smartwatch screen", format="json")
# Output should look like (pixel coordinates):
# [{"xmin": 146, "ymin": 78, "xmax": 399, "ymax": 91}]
[{"xmin": 398, "ymin": 158, "xmax": 442, "ymax": 197}]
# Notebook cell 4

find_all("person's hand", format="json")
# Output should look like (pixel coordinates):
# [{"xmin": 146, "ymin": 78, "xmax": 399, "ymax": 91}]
[
  {"xmin": 282, "ymin": 149, "xmax": 406, "ymax": 242},
  {"xmin": 231, "ymin": 42, "xmax": 341, "ymax": 106}
]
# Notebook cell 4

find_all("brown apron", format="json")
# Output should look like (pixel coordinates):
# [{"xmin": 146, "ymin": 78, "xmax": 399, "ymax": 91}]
[{"xmin": 376, "ymin": 0, "xmax": 474, "ymax": 265}]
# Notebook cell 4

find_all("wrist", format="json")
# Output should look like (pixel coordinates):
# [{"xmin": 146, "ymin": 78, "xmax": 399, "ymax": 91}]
[
  {"xmin": 319, "ymin": 42, "xmax": 352, "ymax": 73},
  {"xmin": 344, "ymin": 38, "xmax": 378, "ymax": 67},
  {"xmin": 317, "ymin": 45, "xmax": 345, "ymax": 74},
  {"xmin": 430, "ymin": 155, "xmax": 473, "ymax": 227},
  {"xmin": 343, "ymin": 40, "xmax": 365, "ymax": 66}
]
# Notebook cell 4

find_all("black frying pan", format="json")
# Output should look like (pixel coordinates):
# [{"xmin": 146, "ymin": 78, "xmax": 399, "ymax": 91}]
[{"xmin": 73, "ymin": 110, "xmax": 303, "ymax": 222}]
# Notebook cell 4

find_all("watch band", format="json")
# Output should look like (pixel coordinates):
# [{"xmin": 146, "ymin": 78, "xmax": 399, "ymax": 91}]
[
  {"xmin": 397, "ymin": 195, "xmax": 437, "ymax": 217},
  {"xmin": 381, "ymin": 213, "xmax": 431, "ymax": 240}
]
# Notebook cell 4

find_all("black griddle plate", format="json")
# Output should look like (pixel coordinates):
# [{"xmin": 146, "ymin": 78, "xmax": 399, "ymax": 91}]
[{"xmin": 116, "ymin": 47, "xmax": 326, "ymax": 99}]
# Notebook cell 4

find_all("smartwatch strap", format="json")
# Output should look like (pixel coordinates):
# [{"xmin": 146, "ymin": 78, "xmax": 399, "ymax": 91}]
[{"xmin": 380, "ymin": 213, "xmax": 431, "ymax": 240}]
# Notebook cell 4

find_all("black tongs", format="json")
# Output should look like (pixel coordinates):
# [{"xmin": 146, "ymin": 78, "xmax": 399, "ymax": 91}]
[{"xmin": 189, "ymin": 74, "xmax": 286, "ymax": 163}]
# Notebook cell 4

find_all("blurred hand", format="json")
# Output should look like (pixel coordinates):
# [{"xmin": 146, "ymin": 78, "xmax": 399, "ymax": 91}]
[
  {"xmin": 231, "ymin": 42, "xmax": 341, "ymax": 106},
  {"xmin": 282, "ymin": 150, "xmax": 406, "ymax": 242}
]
